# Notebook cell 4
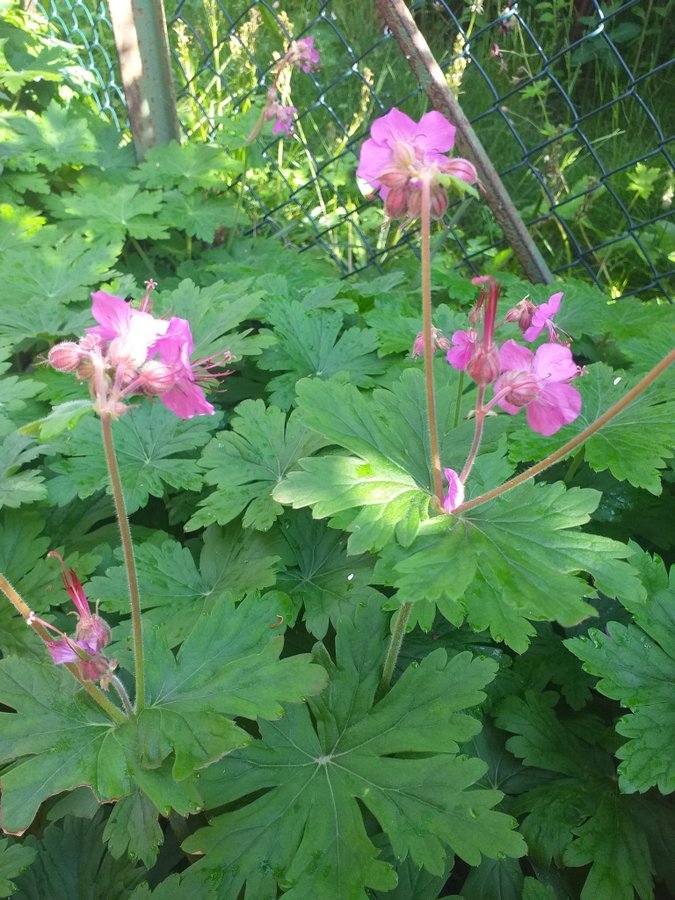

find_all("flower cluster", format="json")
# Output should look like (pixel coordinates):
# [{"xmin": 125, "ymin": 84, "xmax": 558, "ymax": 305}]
[
  {"xmin": 249, "ymin": 36, "xmax": 319, "ymax": 140},
  {"xmin": 447, "ymin": 276, "xmax": 583, "ymax": 437},
  {"xmin": 43, "ymin": 552, "xmax": 116, "ymax": 686},
  {"xmin": 357, "ymin": 108, "xmax": 478, "ymax": 219},
  {"xmin": 48, "ymin": 283, "xmax": 232, "ymax": 419}
]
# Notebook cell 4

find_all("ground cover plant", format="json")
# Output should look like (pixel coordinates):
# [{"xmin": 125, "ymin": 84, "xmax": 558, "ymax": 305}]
[{"xmin": 0, "ymin": 4, "xmax": 675, "ymax": 899}]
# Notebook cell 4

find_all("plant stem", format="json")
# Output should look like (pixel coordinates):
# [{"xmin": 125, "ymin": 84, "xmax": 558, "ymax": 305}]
[
  {"xmin": 0, "ymin": 573, "xmax": 127, "ymax": 723},
  {"xmin": 453, "ymin": 371, "xmax": 465, "ymax": 428},
  {"xmin": 100, "ymin": 413, "xmax": 145, "ymax": 711},
  {"xmin": 454, "ymin": 348, "xmax": 675, "ymax": 516},
  {"xmin": 421, "ymin": 177, "xmax": 443, "ymax": 506},
  {"xmin": 459, "ymin": 385, "xmax": 486, "ymax": 483},
  {"xmin": 378, "ymin": 602, "xmax": 412, "ymax": 696},
  {"xmin": 110, "ymin": 675, "xmax": 134, "ymax": 716},
  {"xmin": 129, "ymin": 238, "xmax": 155, "ymax": 277}
]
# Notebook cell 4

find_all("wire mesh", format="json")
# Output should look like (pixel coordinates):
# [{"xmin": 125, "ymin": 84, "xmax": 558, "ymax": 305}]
[
  {"xmin": 31, "ymin": 0, "xmax": 126, "ymax": 128},
  {"xmin": 35, "ymin": 1, "xmax": 675, "ymax": 300}
]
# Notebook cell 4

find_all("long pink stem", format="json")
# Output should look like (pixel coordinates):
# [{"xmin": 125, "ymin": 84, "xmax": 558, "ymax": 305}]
[
  {"xmin": 421, "ymin": 177, "xmax": 443, "ymax": 505},
  {"xmin": 459, "ymin": 385, "xmax": 486, "ymax": 483},
  {"xmin": 454, "ymin": 348, "xmax": 675, "ymax": 515},
  {"xmin": 100, "ymin": 413, "xmax": 144, "ymax": 711}
]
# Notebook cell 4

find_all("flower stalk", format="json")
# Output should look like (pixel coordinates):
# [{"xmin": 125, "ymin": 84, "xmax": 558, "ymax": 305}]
[
  {"xmin": 454, "ymin": 347, "xmax": 675, "ymax": 515},
  {"xmin": 378, "ymin": 601, "xmax": 413, "ymax": 697},
  {"xmin": 421, "ymin": 176, "xmax": 444, "ymax": 506},
  {"xmin": 100, "ymin": 412, "xmax": 145, "ymax": 711}
]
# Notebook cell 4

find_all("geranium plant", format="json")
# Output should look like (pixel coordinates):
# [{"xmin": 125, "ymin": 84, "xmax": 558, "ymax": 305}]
[{"xmin": 0, "ymin": 44, "xmax": 674, "ymax": 898}]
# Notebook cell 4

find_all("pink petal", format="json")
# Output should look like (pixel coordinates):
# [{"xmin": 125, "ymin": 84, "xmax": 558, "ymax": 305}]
[
  {"xmin": 356, "ymin": 139, "xmax": 395, "ymax": 190},
  {"xmin": 498, "ymin": 339, "xmax": 533, "ymax": 372},
  {"xmin": 89, "ymin": 292, "xmax": 130, "ymax": 339},
  {"xmin": 161, "ymin": 380, "xmax": 214, "ymax": 419},
  {"xmin": 531, "ymin": 342, "xmax": 578, "ymax": 382},
  {"xmin": 371, "ymin": 108, "xmax": 418, "ymax": 146},
  {"xmin": 546, "ymin": 291, "xmax": 563, "ymax": 316},
  {"xmin": 416, "ymin": 111, "xmax": 456, "ymax": 152},
  {"xmin": 442, "ymin": 157, "xmax": 478, "ymax": 184},
  {"xmin": 46, "ymin": 639, "xmax": 80, "ymax": 664},
  {"xmin": 442, "ymin": 467, "xmax": 465, "ymax": 513},
  {"xmin": 527, "ymin": 382, "xmax": 582, "ymax": 435}
]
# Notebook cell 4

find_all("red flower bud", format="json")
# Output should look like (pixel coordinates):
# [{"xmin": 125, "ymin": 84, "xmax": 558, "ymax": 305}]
[
  {"xmin": 466, "ymin": 343, "xmax": 501, "ymax": 385},
  {"xmin": 48, "ymin": 342, "xmax": 83, "ymax": 373}
]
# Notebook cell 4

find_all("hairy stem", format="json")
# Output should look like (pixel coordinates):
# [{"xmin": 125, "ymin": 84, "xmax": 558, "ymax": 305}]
[
  {"xmin": 454, "ymin": 349, "xmax": 675, "ymax": 516},
  {"xmin": 100, "ymin": 413, "xmax": 145, "ymax": 711},
  {"xmin": 378, "ymin": 602, "xmax": 413, "ymax": 696},
  {"xmin": 110, "ymin": 675, "xmax": 134, "ymax": 716},
  {"xmin": 459, "ymin": 385, "xmax": 486, "ymax": 483},
  {"xmin": 421, "ymin": 178, "xmax": 443, "ymax": 505}
]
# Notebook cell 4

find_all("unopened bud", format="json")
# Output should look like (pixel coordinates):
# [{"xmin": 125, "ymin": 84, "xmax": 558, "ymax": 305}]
[
  {"xmin": 504, "ymin": 299, "xmax": 536, "ymax": 332},
  {"xmin": 466, "ymin": 343, "xmax": 501, "ymax": 385},
  {"xmin": 139, "ymin": 360, "xmax": 176, "ymax": 395},
  {"xmin": 48, "ymin": 342, "xmax": 83, "ymax": 373},
  {"xmin": 429, "ymin": 184, "xmax": 449, "ymax": 219},
  {"xmin": 76, "ymin": 613, "xmax": 111, "ymax": 654},
  {"xmin": 498, "ymin": 370, "xmax": 540, "ymax": 406},
  {"xmin": 385, "ymin": 186, "xmax": 409, "ymax": 219}
]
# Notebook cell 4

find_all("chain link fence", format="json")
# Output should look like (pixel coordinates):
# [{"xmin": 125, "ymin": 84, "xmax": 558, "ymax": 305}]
[{"xmin": 28, "ymin": 0, "xmax": 675, "ymax": 300}]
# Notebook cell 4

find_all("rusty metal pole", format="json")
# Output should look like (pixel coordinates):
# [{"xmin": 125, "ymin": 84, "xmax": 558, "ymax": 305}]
[
  {"xmin": 106, "ymin": 0, "xmax": 181, "ymax": 160},
  {"xmin": 375, "ymin": 0, "xmax": 553, "ymax": 285}
]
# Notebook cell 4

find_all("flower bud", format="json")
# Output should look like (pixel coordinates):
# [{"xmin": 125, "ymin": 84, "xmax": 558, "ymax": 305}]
[
  {"xmin": 466, "ymin": 343, "xmax": 501, "ymax": 385},
  {"xmin": 76, "ymin": 613, "xmax": 111, "ymax": 654},
  {"xmin": 429, "ymin": 184, "xmax": 449, "ymax": 219},
  {"xmin": 138, "ymin": 360, "xmax": 176, "ymax": 395},
  {"xmin": 385, "ymin": 186, "xmax": 409, "ymax": 219},
  {"xmin": 48, "ymin": 342, "xmax": 83, "ymax": 372},
  {"xmin": 497, "ymin": 370, "xmax": 541, "ymax": 407},
  {"xmin": 504, "ymin": 299, "xmax": 536, "ymax": 332},
  {"xmin": 442, "ymin": 157, "xmax": 478, "ymax": 185}
]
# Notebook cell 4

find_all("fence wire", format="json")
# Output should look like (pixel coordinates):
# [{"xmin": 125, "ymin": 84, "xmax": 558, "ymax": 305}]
[{"xmin": 32, "ymin": 0, "xmax": 674, "ymax": 300}]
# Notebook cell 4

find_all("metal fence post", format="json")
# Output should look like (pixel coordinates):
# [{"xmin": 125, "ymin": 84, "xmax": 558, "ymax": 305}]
[
  {"xmin": 376, "ymin": 0, "xmax": 553, "ymax": 285},
  {"xmin": 106, "ymin": 0, "xmax": 181, "ymax": 160}
]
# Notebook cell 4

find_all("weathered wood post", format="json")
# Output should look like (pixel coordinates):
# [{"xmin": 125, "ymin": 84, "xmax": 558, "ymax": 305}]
[{"xmin": 106, "ymin": 0, "xmax": 181, "ymax": 160}]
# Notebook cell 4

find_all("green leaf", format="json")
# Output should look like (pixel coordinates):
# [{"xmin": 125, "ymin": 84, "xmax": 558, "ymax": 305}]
[
  {"xmin": 181, "ymin": 601, "xmax": 524, "ymax": 899},
  {"xmin": 102, "ymin": 791, "xmax": 163, "ymax": 869},
  {"xmin": 0, "ymin": 352, "xmax": 43, "ymax": 437},
  {"xmin": 154, "ymin": 278, "xmax": 272, "ymax": 360},
  {"xmin": 89, "ymin": 524, "xmax": 282, "ymax": 647},
  {"xmin": 0, "ymin": 433, "xmax": 45, "ymax": 509},
  {"xmin": 49, "ymin": 180, "xmax": 169, "ymax": 241},
  {"xmin": 376, "ymin": 482, "xmax": 643, "ymax": 652},
  {"xmin": 277, "ymin": 510, "xmax": 382, "ymax": 638},
  {"xmin": 0, "ymin": 838, "xmax": 35, "ymax": 897},
  {"xmin": 565, "ymin": 556, "xmax": 675, "ymax": 793},
  {"xmin": 258, "ymin": 302, "xmax": 385, "ymax": 409},
  {"xmin": 48, "ymin": 402, "xmax": 218, "ymax": 514},
  {"xmin": 0, "ymin": 233, "xmax": 120, "ymax": 322},
  {"xmin": 0, "ymin": 593, "xmax": 326, "ymax": 834},
  {"xmin": 0, "ymin": 203, "xmax": 46, "ymax": 253},
  {"xmin": 563, "ymin": 794, "xmax": 653, "ymax": 900},
  {"xmin": 494, "ymin": 690, "xmax": 657, "ymax": 900},
  {"xmin": 508, "ymin": 364, "xmax": 675, "ymax": 494},
  {"xmin": 19, "ymin": 400, "xmax": 93, "ymax": 441},
  {"xmin": 187, "ymin": 400, "xmax": 328, "ymax": 531},
  {"xmin": 0, "ymin": 103, "xmax": 99, "ymax": 170},
  {"xmin": 275, "ymin": 368, "xmax": 510, "ymax": 554},
  {"xmin": 131, "ymin": 140, "xmax": 242, "ymax": 191},
  {"xmin": 461, "ymin": 856, "xmax": 524, "ymax": 900},
  {"xmin": 11, "ymin": 812, "xmax": 145, "ymax": 900},
  {"xmin": 159, "ymin": 191, "xmax": 242, "ymax": 242}
]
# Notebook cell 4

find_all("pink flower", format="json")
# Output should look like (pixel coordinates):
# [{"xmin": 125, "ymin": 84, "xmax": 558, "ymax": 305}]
[
  {"xmin": 268, "ymin": 102, "xmax": 297, "ymax": 136},
  {"xmin": 446, "ymin": 329, "xmax": 478, "ymax": 370},
  {"xmin": 411, "ymin": 327, "xmax": 451, "ymax": 358},
  {"xmin": 442, "ymin": 468, "xmax": 465, "ymax": 513},
  {"xmin": 88, "ymin": 291, "xmax": 169, "ymax": 367},
  {"xmin": 357, "ymin": 108, "xmax": 477, "ymax": 219},
  {"xmin": 522, "ymin": 291, "xmax": 564, "ymax": 342},
  {"xmin": 494, "ymin": 339, "xmax": 582, "ymax": 435},
  {"xmin": 148, "ymin": 317, "xmax": 225, "ymax": 419},
  {"xmin": 446, "ymin": 276, "xmax": 501, "ymax": 385},
  {"xmin": 45, "ymin": 552, "xmax": 114, "ymax": 682},
  {"xmin": 286, "ymin": 37, "xmax": 320, "ymax": 73}
]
